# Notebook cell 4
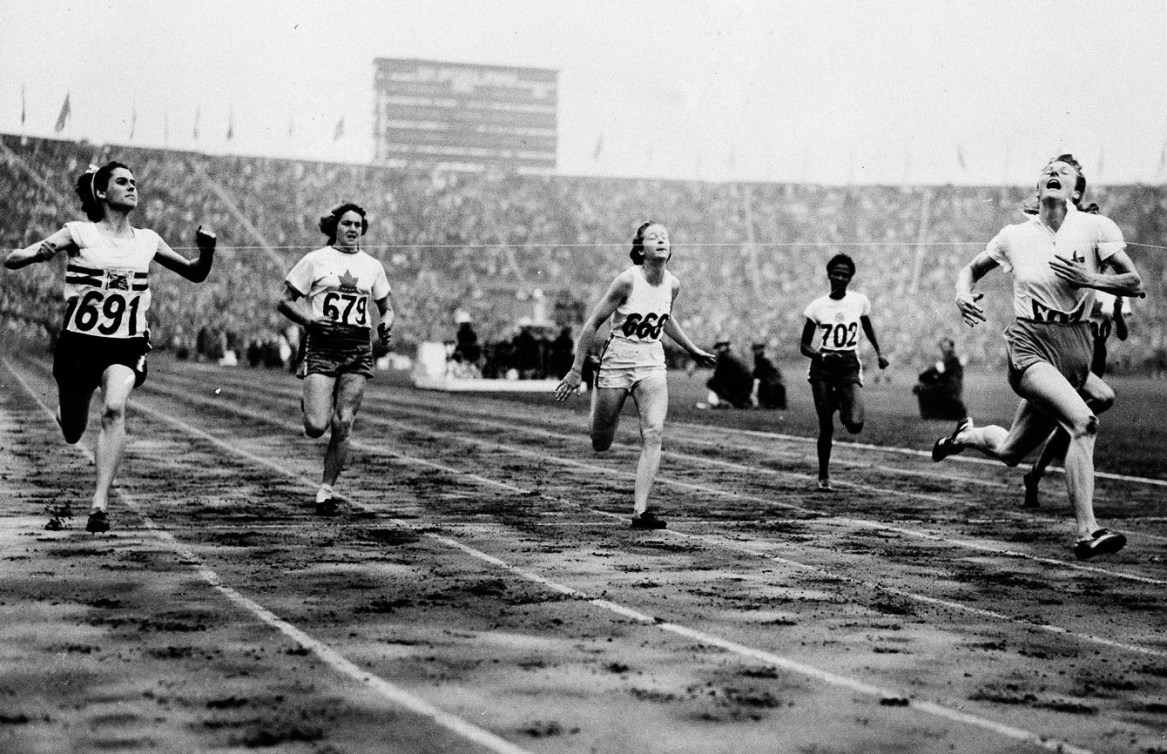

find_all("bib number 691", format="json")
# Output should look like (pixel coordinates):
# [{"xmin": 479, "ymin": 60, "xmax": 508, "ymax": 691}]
[{"xmin": 65, "ymin": 290, "xmax": 140, "ymax": 336}]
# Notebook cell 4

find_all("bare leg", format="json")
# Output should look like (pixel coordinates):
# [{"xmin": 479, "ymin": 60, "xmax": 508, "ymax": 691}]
[
  {"xmin": 809, "ymin": 381, "xmax": 837, "ymax": 483},
  {"xmin": 836, "ymin": 382, "xmax": 865, "ymax": 434},
  {"xmin": 1023, "ymin": 372, "xmax": 1114, "ymax": 506},
  {"xmin": 956, "ymin": 363, "xmax": 1101, "ymax": 540},
  {"xmin": 302, "ymin": 373, "xmax": 337, "ymax": 439},
  {"xmin": 588, "ymin": 386, "xmax": 628, "ymax": 452},
  {"xmin": 92, "ymin": 365, "xmax": 137, "ymax": 513},
  {"xmin": 57, "ymin": 388, "xmax": 95, "ymax": 445},
  {"xmin": 321, "ymin": 374, "xmax": 368, "ymax": 490},
  {"xmin": 629, "ymin": 375, "xmax": 668, "ymax": 517}
]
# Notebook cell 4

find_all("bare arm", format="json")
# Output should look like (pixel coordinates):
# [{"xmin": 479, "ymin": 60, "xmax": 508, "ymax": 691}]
[
  {"xmin": 375, "ymin": 292, "xmax": 395, "ymax": 346},
  {"xmin": 662, "ymin": 279, "xmax": 715, "ymax": 367},
  {"xmin": 553, "ymin": 273, "xmax": 632, "ymax": 400},
  {"xmin": 153, "ymin": 226, "xmax": 216, "ymax": 282},
  {"xmin": 799, "ymin": 319, "xmax": 819, "ymax": 360},
  {"xmin": 955, "ymin": 251, "xmax": 1000, "ymax": 328},
  {"xmin": 5, "ymin": 227, "xmax": 74, "ymax": 270},
  {"xmin": 860, "ymin": 315, "xmax": 890, "ymax": 369},
  {"xmin": 1049, "ymin": 249, "xmax": 1143, "ymax": 298},
  {"xmin": 663, "ymin": 317, "xmax": 715, "ymax": 368},
  {"xmin": 277, "ymin": 283, "xmax": 316, "ymax": 329},
  {"xmin": 1113, "ymin": 297, "xmax": 1128, "ymax": 341}
]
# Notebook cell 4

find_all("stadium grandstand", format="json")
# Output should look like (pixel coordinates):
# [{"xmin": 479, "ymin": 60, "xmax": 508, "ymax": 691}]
[{"xmin": 2, "ymin": 132, "xmax": 1164, "ymax": 376}]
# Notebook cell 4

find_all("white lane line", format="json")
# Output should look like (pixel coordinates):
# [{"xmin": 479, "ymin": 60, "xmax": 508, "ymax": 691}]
[
  {"xmin": 142, "ymin": 376, "xmax": 1167, "ymax": 589},
  {"xmin": 360, "ymin": 379, "xmax": 1167, "ymax": 489},
  {"xmin": 431, "ymin": 534, "xmax": 1095, "ymax": 754},
  {"xmin": 369, "ymin": 392, "xmax": 1167, "ymax": 545},
  {"xmin": 2, "ymin": 357, "xmax": 538, "ymax": 754},
  {"xmin": 138, "ymin": 377, "xmax": 1167, "ymax": 658},
  {"xmin": 40, "ymin": 363, "xmax": 1115, "ymax": 753}
]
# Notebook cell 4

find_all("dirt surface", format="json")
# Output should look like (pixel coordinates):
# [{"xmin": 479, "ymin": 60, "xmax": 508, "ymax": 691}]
[{"xmin": 1, "ymin": 354, "xmax": 1166, "ymax": 754}]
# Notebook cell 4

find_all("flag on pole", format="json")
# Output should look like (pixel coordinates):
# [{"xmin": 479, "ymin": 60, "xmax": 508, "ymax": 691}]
[
  {"xmin": 193, "ymin": 106, "xmax": 200, "ymax": 141},
  {"xmin": 54, "ymin": 93, "xmax": 71, "ymax": 133},
  {"xmin": 20, "ymin": 85, "xmax": 26, "ymax": 127},
  {"xmin": 592, "ymin": 132, "xmax": 604, "ymax": 160},
  {"xmin": 334, "ymin": 116, "xmax": 345, "ymax": 141},
  {"xmin": 129, "ymin": 103, "xmax": 137, "ymax": 140},
  {"xmin": 226, "ymin": 110, "xmax": 234, "ymax": 140},
  {"xmin": 956, "ymin": 146, "xmax": 967, "ymax": 172}
]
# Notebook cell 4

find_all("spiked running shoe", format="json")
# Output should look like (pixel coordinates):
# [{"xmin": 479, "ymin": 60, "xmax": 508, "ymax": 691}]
[
  {"xmin": 314, "ymin": 498, "xmax": 340, "ymax": 516},
  {"xmin": 932, "ymin": 417, "xmax": 973, "ymax": 462},
  {"xmin": 1074, "ymin": 529, "xmax": 1126, "ymax": 560},
  {"xmin": 630, "ymin": 510, "xmax": 667, "ymax": 530},
  {"xmin": 86, "ymin": 510, "xmax": 110, "ymax": 534}
]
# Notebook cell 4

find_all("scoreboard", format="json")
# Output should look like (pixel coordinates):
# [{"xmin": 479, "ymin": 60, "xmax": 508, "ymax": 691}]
[{"xmin": 373, "ymin": 58, "xmax": 558, "ymax": 172}]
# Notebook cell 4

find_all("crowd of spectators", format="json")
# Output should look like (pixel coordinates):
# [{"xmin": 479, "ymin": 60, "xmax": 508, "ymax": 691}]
[{"xmin": 2, "ymin": 133, "xmax": 1164, "ymax": 376}]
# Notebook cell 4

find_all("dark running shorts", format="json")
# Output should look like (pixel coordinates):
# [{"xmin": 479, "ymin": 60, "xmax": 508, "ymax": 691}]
[
  {"xmin": 1004, "ymin": 318, "xmax": 1092, "ymax": 393},
  {"xmin": 53, "ymin": 330, "xmax": 150, "ymax": 394},
  {"xmin": 301, "ymin": 321, "xmax": 375, "ymax": 379},
  {"xmin": 807, "ymin": 350, "xmax": 863, "ymax": 387}
]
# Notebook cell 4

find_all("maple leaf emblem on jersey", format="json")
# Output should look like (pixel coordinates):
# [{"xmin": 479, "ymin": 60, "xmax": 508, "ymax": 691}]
[{"xmin": 338, "ymin": 270, "xmax": 359, "ymax": 292}]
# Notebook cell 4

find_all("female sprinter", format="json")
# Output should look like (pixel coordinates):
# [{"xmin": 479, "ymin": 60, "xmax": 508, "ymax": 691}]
[
  {"xmin": 799, "ymin": 253, "xmax": 890, "ymax": 491},
  {"xmin": 931, "ymin": 154, "xmax": 1143, "ymax": 559},
  {"xmin": 4, "ymin": 161, "xmax": 216, "ymax": 533},
  {"xmin": 278, "ymin": 202, "xmax": 393, "ymax": 515},
  {"xmin": 554, "ymin": 221, "xmax": 716, "ymax": 529}
]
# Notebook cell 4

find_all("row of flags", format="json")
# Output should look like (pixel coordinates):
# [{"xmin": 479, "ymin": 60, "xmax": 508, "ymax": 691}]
[
  {"xmin": 19, "ymin": 90, "xmax": 1167, "ymax": 181},
  {"xmin": 22, "ymin": 89, "xmax": 347, "ymax": 143}
]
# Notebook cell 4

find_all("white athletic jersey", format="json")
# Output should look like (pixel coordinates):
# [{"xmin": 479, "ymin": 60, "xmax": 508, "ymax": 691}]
[
  {"xmin": 55, "ymin": 221, "xmax": 160, "ymax": 338},
  {"xmin": 284, "ymin": 246, "xmax": 391, "ymax": 331},
  {"xmin": 986, "ymin": 205, "xmax": 1124, "ymax": 323},
  {"xmin": 803, "ymin": 291, "xmax": 871, "ymax": 353},
  {"xmin": 608, "ymin": 266, "xmax": 675, "ymax": 344}
]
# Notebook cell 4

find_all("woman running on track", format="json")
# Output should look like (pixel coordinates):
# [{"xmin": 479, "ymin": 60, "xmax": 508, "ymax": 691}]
[
  {"xmin": 4, "ymin": 161, "xmax": 216, "ymax": 533},
  {"xmin": 931, "ymin": 154, "xmax": 1143, "ymax": 559},
  {"xmin": 278, "ymin": 202, "xmax": 394, "ymax": 516},
  {"xmin": 799, "ymin": 253, "xmax": 889, "ymax": 491},
  {"xmin": 554, "ymin": 221, "xmax": 716, "ymax": 529}
]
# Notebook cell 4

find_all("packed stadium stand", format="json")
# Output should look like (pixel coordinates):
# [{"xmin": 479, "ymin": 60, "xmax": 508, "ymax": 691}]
[{"xmin": 2, "ymin": 133, "xmax": 1164, "ymax": 373}]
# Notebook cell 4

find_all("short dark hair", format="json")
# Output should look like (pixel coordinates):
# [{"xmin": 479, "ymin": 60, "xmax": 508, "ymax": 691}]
[
  {"xmin": 319, "ymin": 202, "xmax": 369, "ymax": 244},
  {"xmin": 826, "ymin": 253, "xmax": 855, "ymax": 276},
  {"xmin": 74, "ymin": 161, "xmax": 132, "ymax": 221},
  {"xmin": 629, "ymin": 220, "xmax": 667, "ymax": 265}
]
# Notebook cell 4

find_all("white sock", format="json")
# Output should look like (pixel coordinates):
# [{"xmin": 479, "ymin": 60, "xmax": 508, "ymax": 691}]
[{"xmin": 316, "ymin": 484, "xmax": 334, "ymax": 503}]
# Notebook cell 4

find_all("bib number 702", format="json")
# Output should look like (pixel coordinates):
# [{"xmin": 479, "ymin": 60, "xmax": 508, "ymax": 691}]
[{"xmin": 819, "ymin": 322, "xmax": 858, "ymax": 349}]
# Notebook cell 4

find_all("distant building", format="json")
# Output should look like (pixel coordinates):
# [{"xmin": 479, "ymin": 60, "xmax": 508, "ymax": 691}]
[{"xmin": 373, "ymin": 58, "xmax": 558, "ymax": 173}]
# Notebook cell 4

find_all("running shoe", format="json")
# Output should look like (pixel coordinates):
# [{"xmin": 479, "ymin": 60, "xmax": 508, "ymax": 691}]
[
  {"xmin": 932, "ymin": 416, "xmax": 973, "ymax": 462},
  {"xmin": 44, "ymin": 517, "xmax": 65, "ymax": 531},
  {"xmin": 630, "ymin": 510, "xmax": 667, "ymax": 530},
  {"xmin": 1022, "ymin": 471, "xmax": 1040, "ymax": 509},
  {"xmin": 86, "ymin": 510, "xmax": 110, "ymax": 534},
  {"xmin": 314, "ymin": 498, "xmax": 340, "ymax": 516},
  {"xmin": 1074, "ymin": 529, "xmax": 1126, "ymax": 560},
  {"xmin": 816, "ymin": 479, "xmax": 832, "ymax": 492}
]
